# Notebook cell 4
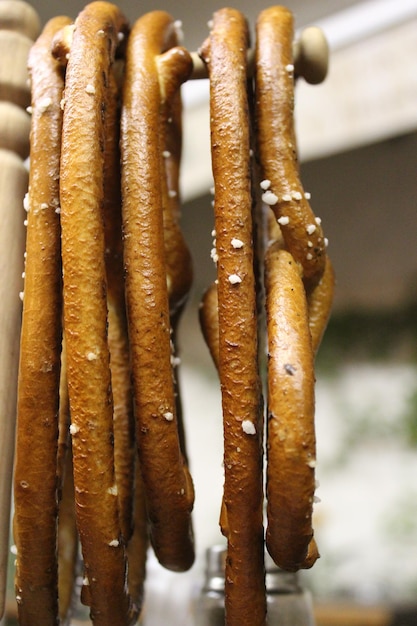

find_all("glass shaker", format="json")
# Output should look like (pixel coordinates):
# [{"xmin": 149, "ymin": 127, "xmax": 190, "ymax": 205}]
[{"xmin": 194, "ymin": 545, "xmax": 316, "ymax": 625}]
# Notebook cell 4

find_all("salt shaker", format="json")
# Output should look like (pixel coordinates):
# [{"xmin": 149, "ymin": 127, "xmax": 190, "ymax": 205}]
[{"xmin": 194, "ymin": 545, "xmax": 316, "ymax": 625}]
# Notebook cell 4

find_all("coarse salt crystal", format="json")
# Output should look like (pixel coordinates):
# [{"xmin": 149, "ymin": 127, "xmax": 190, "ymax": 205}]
[
  {"xmin": 163, "ymin": 411, "xmax": 174, "ymax": 421},
  {"xmin": 19, "ymin": 291, "xmax": 24, "ymax": 301},
  {"xmin": 262, "ymin": 190, "xmax": 278, "ymax": 206},
  {"xmin": 306, "ymin": 224, "xmax": 316, "ymax": 235},
  {"xmin": 315, "ymin": 216, "xmax": 322, "ymax": 225},
  {"xmin": 210, "ymin": 248, "xmax": 218, "ymax": 263},
  {"xmin": 304, "ymin": 192, "xmax": 311, "ymax": 200},
  {"xmin": 23, "ymin": 193, "xmax": 29, "ymax": 212},
  {"xmin": 40, "ymin": 203, "xmax": 48, "ymax": 210},
  {"xmin": 324, "ymin": 237, "xmax": 329, "ymax": 247},
  {"xmin": 292, "ymin": 190, "xmax": 303, "ymax": 200},
  {"xmin": 307, "ymin": 459, "xmax": 316, "ymax": 468},
  {"xmin": 117, "ymin": 31, "xmax": 125, "ymax": 42},
  {"xmin": 60, "ymin": 98, "xmax": 66, "ymax": 110},
  {"xmin": 260, "ymin": 179, "xmax": 271, "ymax": 190},
  {"xmin": 85, "ymin": 84, "xmax": 95, "ymax": 95},
  {"xmin": 231, "ymin": 238, "xmax": 244, "ymax": 249},
  {"xmin": 69, "ymin": 424, "xmax": 79, "ymax": 435},
  {"xmin": 26, "ymin": 106, "xmax": 33, "ymax": 115},
  {"xmin": 282, "ymin": 193, "xmax": 291, "ymax": 201},
  {"xmin": 306, "ymin": 252, "xmax": 313, "ymax": 260},
  {"xmin": 174, "ymin": 19, "xmax": 184, "ymax": 42},
  {"xmin": 285, "ymin": 63, "xmax": 294, "ymax": 72},
  {"xmin": 107, "ymin": 484, "xmax": 118, "ymax": 496},
  {"xmin": 162, "ymin": 150, "xmax": 171, "ymax": 158},
  {"xmin": 228, "ymin": 274, "xmax": 242, "ymax": 285},
  {"xmin": 277, "ymin": 216, "xmax": 289, "ymax": 226},
  {"xmin": 86, "ymin": 351, "xmax": 98, "ymax": 361},
  {"xmin": 108, "ymin": 539, "xmax": 119, "ymax": 547},
  {"xmin": 307, "ymin": 240, "xmax": 313, "ymax": 247},
  {"xmin": 38, "ymin": 97, "xmax": 52, "ymax": 113},
  {"xmin": 242, "ymin": 420, "xmax": 256, "ymax": 435},
  {"xmin": 168, "ymin": 189, "xmax": 177, "ymax": 198}
]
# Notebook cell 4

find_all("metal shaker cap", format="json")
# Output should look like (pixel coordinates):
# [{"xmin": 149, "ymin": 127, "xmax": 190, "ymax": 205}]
[{"xmin": 203, "ymin": 545, "xmax": 227, "ymax": 593}]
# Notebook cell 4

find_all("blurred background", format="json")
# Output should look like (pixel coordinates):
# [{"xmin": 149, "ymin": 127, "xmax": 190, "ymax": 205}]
[{"xmin": 5, "ymin": 0, "xmax": 417, "ymax": 624}]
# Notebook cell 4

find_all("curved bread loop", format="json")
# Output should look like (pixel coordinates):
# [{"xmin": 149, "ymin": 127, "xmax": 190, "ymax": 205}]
[
  {"xmin": 255, "ymin": 6, "xmax": 326, "ymax": 291},
  {"xmin": 200, "ymin": 9, "xmax": 266, "ymax": 625},
  {"xmin": 307, "ymin": 256, "xmax": 335, "ymax": 354},
  {"xmin": 13, "ymin": 16, "xmax": 71, "ymax": 625},
  {"xmin": 120, "ymin": 10, "xmax": 195, "ymax": 573},
  {"xmin": 59, "ymin": 3, "xmax": 135, "ymax": 624},
  {"xmin": 199, "ymin": 282, "xmax": 220, "ymax": 371},
  {"xmin": 157, "ymin": 42, "xmax": 194, "ymax": 465},
  {"xmin": 264, "ymin": 243, "xmax": 319, "ymax": 571}
]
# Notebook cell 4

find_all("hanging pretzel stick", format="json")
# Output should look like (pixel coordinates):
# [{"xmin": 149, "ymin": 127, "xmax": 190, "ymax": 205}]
[
  {"xmin": 255, "ymin": 5, "xmax": 334, "ymax": 572},
  {"xmin": 120, "ymin": 10, "xmax": 195, "ymax": 573},
  {"xmin": 255, "ymin": 6, "xmax": 326, "ymax": 291},
  {"xmin": 102, "ymin": 65, "xmax": 136, "ymax": 546},
  {"xmin": 12, "ymin": 16, "xmax": 71, "ymax": 625},
  {"xmin": 264, "ymin": 243, "xmax": 319, "ymax": 571},
  {"xmin": 200, "ymin": 9, "xmax": 266, "ymax": 625},
  {"xmin": 58, "ymin": 3, "xmax": 135, "ymax": 624}
]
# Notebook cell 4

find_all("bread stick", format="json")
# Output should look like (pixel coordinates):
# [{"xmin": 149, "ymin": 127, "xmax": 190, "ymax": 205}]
[
  {"xmin": 58, "ymin": 3, "xmax": 134, "ymax": 623},
  {"xmin": 13, "ymin": 16, "xmax": 71, "ymax": 625},
  {"xmin": 120, "ymin": 10, "xmax": 195, "ymax": 573},
  {"xmin": 264, "ymin": 243, "xmax": 318, "ymax": 571},
  {"xmin": 255, "ymin": 6, "xmax": 326, "ymax": 290},
  {"xmin": 200, "ymin": 9, "xmax": 266, "ymax": 625}
]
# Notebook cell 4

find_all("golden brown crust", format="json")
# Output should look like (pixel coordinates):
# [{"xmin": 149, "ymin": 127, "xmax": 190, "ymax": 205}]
[
  {"xmin": 102, "ymin": 67, "xmax": 136, "ymax": 546},
  {"xmin": 199, "ymin": 282, "xmax": 220, "ymax": 371},
  {"xmin": 120, "ymin": 10, "xmax": 194, "ymax": 573},
  {"xmin": 264, "ymin": 243, "xmax": 318, "ymax": 571},
  {"xmin": 200, "ymin": 9, "xmax": 266, "ymax": 625},
  {"xmin": 13, "ymin": 16, "xmax": 71, "ymax": 625},
  {"xmin": 126, "ymin": 460, "xmax": 149, "ymax": 613},
  {"xmin": 255, "ymin": 6, "xmax": 326, "ymax": 290},
  {"xmin": 57, "ymin": 441, "xmax": 79, "ymax": 623},
  {"xmin": 307, "ymin": 256, "xmax": 336, "ymax": 355},
  {"xmin": 59, "ymin": 4, "xmax": 133, "ymax": 624}
]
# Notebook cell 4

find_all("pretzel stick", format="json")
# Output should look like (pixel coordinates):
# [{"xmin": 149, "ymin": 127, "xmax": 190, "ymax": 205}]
[
  {"xmin": 255, "ymin": 6, "xmax": 326, "ymax": 291},
  {"xmin": 58, "ymin": 3, "xmax": 135, "ymax": 623},
  {"xmin": 307, "ymin": 257, "xmax": 335, "ymax": 354},
  {"xmin": 120, "ymin": 10, "xmax": 195, "ymax": 573},
  {"xmin": 103, "ymin": 66, "xmax": 136, "ymax": 546},
  {"xmin": 254, "ymin": 7, "xmax": 335, "ymax": 574},
  {"xmin": 200, "ymin": 9, "xmax": 266, "ymax": 625},
  {"xmin": 264, "ymin": 243, "xmax": 319, "ymax": 571},
  {"xmin": 103, "ymin": 63, "xmax": 149, "ymax": 614},
  {"xmin": 12, "ymin": 16, "xmax": 72, "ymax": 625},
  {"xmin": 57, "ymin": 442, "xmax": 78, "ymax": 625}
]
